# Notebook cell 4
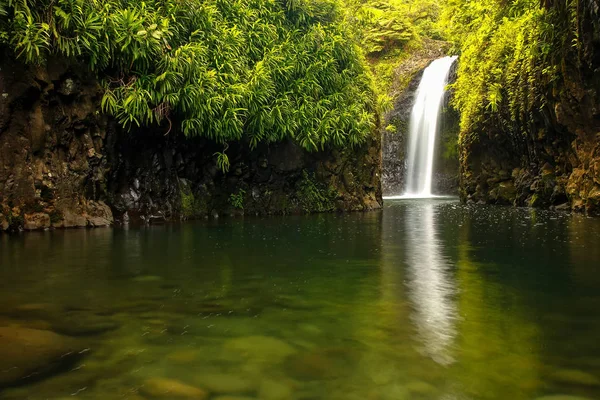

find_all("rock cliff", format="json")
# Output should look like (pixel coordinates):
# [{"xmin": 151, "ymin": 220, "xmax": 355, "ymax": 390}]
[
  {"xmin": 0, "ymin": 57, "xmax": 382, "ymax": 232},
  {"xmin": 459, "ymin": 0, "xmax": 600, "ymax": 215}
]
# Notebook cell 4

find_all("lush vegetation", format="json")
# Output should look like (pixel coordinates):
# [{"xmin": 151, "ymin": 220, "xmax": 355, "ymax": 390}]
[
  {"xmin": 0, "ymin": 0, "xmax": 378, "ymax": 157},
  {"xmin": 3, "ymin": 0, "xmax": 576, "ymax": 163},
  {"xmin": 342, "ymin": 0, "xmax": 443, "ymax": 97},
  {"xmin": 441, "ymin": 0, "xmax": 578, "ymax": 140}
]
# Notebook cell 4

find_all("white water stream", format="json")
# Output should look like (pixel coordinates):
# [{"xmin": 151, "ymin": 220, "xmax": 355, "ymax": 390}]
[{"xmin": 385, "ymin": 56, "xmax": 457, "ymax": 200}]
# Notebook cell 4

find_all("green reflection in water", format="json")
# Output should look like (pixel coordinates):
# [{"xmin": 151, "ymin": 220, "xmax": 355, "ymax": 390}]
[{"xmin": 0, "ymin": 203, "xmax": 599, "ymax": 400}]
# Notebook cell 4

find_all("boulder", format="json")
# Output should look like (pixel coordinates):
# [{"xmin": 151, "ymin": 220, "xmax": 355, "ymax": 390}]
[
  {"xmin": 0, "ymin": 327, "xmax": 88, "ymax": 388},
  {"xmin": 85, "ymin": 201, "xmax": 113, "ymax": 227},
  {"xmin": 23, "ymin": 213, "xmax": 50, "ymax": 230}
]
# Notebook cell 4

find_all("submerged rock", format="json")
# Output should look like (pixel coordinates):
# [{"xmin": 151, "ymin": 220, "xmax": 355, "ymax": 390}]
[
  {"xmin": 285, "ymin": 348, "xmax": 354, "ymax": 381},
  {"xmin": 213, "ymin": 397, "xmax": 257, "ymax": 400},
  {"xmin": 258, "ymin": 378, "xmax": 294, "ymax": 400},
  {"xmin": 140, "ymin": 377, "xmax": 208, "ymax": 399},
  {"xmin": 404, "ymin": 380, "xmax": 438, "ymax": 396},
  {"xmin": 223, "ymin": 335, "xmax": 296, "ymax": 364},
  {"xmin": 132, "ymin": 275, "xmax": 163, "ymax": 283},
  {"xmin": 550, "ymin": 369, "xmax": 600, "ymax": 387},
  {"xmin": 0, "ymin": 327, "xmax": 88, "ymax": 388},
  {"xmin": 195, "ymin": 373, "xmax": 256, "ymax": 394},
  {"xmin": 166, "ymin": 349, "xmax": 201, "ymax": 364},
  {"xmin": 534, "ymin": 396, "xmax": 594, "ymax": 400},
  {"xmin": 51, "ymin": 312, "xmax": 120, "ymax": 337}
]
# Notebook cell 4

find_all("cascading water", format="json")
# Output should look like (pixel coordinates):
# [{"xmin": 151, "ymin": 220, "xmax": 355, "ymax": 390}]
[{"xmin": 397, "ymin": 56, "xmax": 457, "ymax": 199}]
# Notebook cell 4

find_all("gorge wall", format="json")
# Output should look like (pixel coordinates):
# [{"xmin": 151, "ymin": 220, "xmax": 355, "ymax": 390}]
[
  {"xmin": 0, "ymin": 57, "xmax": 382, "ymax": 232},
  {"xmin": 459, "ymin": 0, "xmax": 600, "ymax": 215}
]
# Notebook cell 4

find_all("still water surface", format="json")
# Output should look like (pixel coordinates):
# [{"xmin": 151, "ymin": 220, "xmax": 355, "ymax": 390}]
[{"xmin": 1, "ymin": 200, "xmax": 599, "ymax": 399}]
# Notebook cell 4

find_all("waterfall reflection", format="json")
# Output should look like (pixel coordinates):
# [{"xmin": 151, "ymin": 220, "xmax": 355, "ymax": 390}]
[{"xmin": 404, "ymin": 201, "xmax": 457, "ymax": 365}]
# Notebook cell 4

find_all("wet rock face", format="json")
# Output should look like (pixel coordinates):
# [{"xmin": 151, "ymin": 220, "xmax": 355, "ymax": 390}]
[
  {"xmin": 0, "ymin": 55, "xmax": 382, "ymax": 231},
  {"xmin": 0, "ymin": 55, "xmax": 113, "ymax": 232},
  {"xmin": 106, "ymin": 130, "xmax": 381, "ymax": 223},
  {"xmin": 0, "ymin": 327, "xmax": 88, "ymax": 388},
  {"xmin": 459, "ymin": 4, "xmax": 600, "ymax": 215}
]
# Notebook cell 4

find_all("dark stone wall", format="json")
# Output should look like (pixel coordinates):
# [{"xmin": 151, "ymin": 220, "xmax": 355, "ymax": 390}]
[{"xmin": 0, "ymin": 56, "xmax": 382, "ymax": 232}]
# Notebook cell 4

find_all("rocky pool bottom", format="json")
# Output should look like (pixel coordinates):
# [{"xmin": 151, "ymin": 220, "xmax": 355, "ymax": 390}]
[{"xmin": 0, "ymin": 200, "xmax": 599, "ymax": 400}]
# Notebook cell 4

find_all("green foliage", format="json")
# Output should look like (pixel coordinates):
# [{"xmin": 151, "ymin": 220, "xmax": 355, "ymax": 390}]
[
  {"xmin": 181, "ymin": 190, "xmax": 196, "ymax": 218},
  {"xmin": 339, "ymin": 0, "xmax": 444, "ymax": 98},
  {"xmin": 2, "ymin": 0, "xmax": 377, "ymax": 152},
  {"xmin": 296, "ymin": 170, "xmax": 337, "ymax": 212},
  {"xmin": 214, "ymin": 152, "xmax": 231, "ymax": 174},
  {"xmin": 343, "ymin": 0, "xmax": 442, "ymax": 55},
  {"xmin": 180, "ymin": 184, "xmax": 207, "ymax": 218},
  {"xmin": 384, "ymin": 124, "xmax": 396, "ymax": 134},
  {"xmin": 229, "ymin": 189, "xmax": 246, "ymax": 209},
  {"xmin": 441, "ymin": 0, "xmax": 578, "ymax": 139}
]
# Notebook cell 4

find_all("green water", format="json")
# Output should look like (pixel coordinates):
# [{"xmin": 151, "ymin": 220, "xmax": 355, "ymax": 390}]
[{"xmin": 1, "ymin": 200, "xmax": 600, "ymax": 400}]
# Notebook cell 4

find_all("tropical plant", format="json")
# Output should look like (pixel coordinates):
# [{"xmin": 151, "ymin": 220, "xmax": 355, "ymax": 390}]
[
  {"xmin": 1, "ymin": 0, "xmax": 378, "ymax": 153},
  {"xmin": 229, "ymin": 189, "xmax": 246, "ymax": 209},
  {"xmin": 440, "ymin": 0, "xmax": 579, "ymax": 140}
]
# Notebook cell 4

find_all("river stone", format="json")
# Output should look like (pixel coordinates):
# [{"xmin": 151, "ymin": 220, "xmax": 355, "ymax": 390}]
[
  {"xmin": 285, "ymin": 348, "xmax": 353, "ymax": 380},
  {"xmin": 258, "ymin": 378, "xmax": 293, "ymax": 400},
  {"xmin": 213, "ymin": 397, "xmax": 257, "ymax": 400},
  {"xmin": 167, "ymin": 349, "xmax": 201, "ymax": 364},
  {"xmin": 12, "ymin": 302, "xmax": 61, "ymax": 320},
  {"xmin": 0, "ymin": 327, "xmax": 87, "ymax": 387},
  {"xmin": 140, "ymin": 377, "xmax": 208, "ymax": 399},
  {"xmin": 132, "ymin": 275, "xmax": 163, "ymax": 283},
  {"xmin": 534, "ymin": 396, "xmax": 594, "ymax": 400},
  {"xmin": 404, "ymin": 380, "xmax": 438, "ymax": 395},
  {"xmin": 223, "ymin": 336, "xmax": 296, "ymax": 364},
  {"xmin": 195, "ymin": 373, "xmax": 256, "ymax": 394},
  {"xmin": 550, "ymin": 369, "xmax": 600, "ymax": 386},
  {"xmin": 51, "ymin": 312, "xmax": 120, "ymax": 337}
]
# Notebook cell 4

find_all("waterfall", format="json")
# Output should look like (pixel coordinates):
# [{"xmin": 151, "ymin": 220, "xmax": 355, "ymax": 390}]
[{"xmin": 402, "ymin": 56, "xmax": 457, "ymax": 198}]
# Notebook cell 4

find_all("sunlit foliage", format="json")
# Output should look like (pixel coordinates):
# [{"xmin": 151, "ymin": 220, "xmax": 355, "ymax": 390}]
[
  {"xmin": 0, "ymin": 0, "xmax": 377, "ymax": 152},
  {"xmin": 339, "ymin": 0, "xmax": 443, "ymax": 98},
  {"xmin": 441, "ymin": 0, "xmax": 578, "ymax": 138}
]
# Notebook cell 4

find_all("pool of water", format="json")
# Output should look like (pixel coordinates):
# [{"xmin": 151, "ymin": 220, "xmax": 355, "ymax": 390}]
[{"xmin": 1, "ymin": 200, "xmax": 599, "ymax": 399}]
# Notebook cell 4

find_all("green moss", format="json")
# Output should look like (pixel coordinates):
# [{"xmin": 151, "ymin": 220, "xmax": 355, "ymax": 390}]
[
  {"xmin": 296, "ymin": 170, "xmax": 338, "ymax": 213},
  {"xmin": 180, "ymin": 184, "xmax": 207, "ymax": 219},
  {"xmin": 529, "ymin": 194, "xmax": 540, "ymax": 208}
]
